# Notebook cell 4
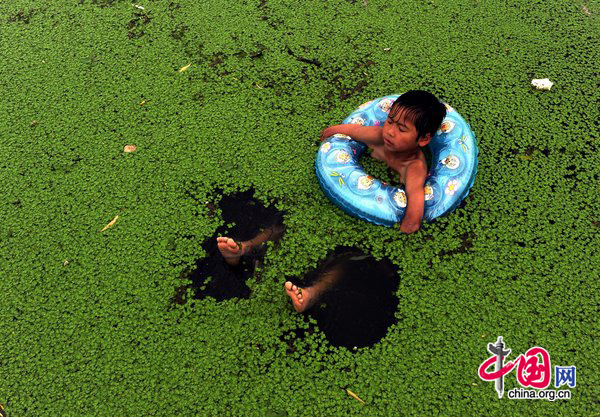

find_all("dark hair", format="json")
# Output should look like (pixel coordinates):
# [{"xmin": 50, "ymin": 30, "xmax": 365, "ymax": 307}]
[{"xmin": 388, "ymin": 90, "xmax": 447, "ymax": 141}]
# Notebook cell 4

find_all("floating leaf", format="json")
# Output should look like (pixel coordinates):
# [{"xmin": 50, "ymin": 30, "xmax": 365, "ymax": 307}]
[
  {"xmin": 178, "ymin": 63, "xmax": 192, "ymax": 73},
  {"xmin": 100, "ymin": 215, "xmax": 119, "ymax": 232},
  {"xmin": 517, "ymin": 154, "xmax": 532, "ymax": 160},
  {"xmin": 346, "ymin": 389, "xmax": 366, "ymax": 404}
]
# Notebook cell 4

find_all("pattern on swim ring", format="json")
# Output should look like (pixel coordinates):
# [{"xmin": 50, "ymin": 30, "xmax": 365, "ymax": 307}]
[
  {"xmin": 357, "ymin": 175, "xmax": 375, "ymax": 190},
  {"xmin": 349, "ymin": 116, "xmax": 366, "ymax": 125},
  {"xmin": 358, "ymin": 100, "xmax": 373, "ymax": 110},
  {"xmin": 335, "ymin": 150, "xmax": 351, "ymax": 164},
  {"xmin": 445, "ymin": 179, "xmax": 460, "ymax": 196},
  {"xmin": 424, "ymin": 185, "xmax": 434, "ymax": 201},
  {"xmin": 440, "ymin": 120, "xmax": 455, "ymax": 133},
  {"xmin": 424, "ymin": 182, "xmax": 442, "ymax": 207},
  {"xmin": 458, "ymin": 134, "xmax": 469, "ymax": 152},
  {"xmin": 329, "ymin": 171, "xmax": 346, "ymax": 187},
  {"xmin": 441, "ymin": 155, "xmax": 460, "ymax": 170},
  {"xmin": 378, "ymin": 98, "xmax": 394, "ymax": 113},
  {"xmin": 444, "ymin": 103, "xmax": 454, "ymax": 112},
  {"xmin": 321, "ymin": 142, "xmax": 331, "ymax": 153},
  {"xmin": 393, "ymin": 190, "xmax": 407, "ymax": 208}
]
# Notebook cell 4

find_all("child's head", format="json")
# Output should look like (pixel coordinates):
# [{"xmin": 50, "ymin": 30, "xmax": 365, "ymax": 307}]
[{"xmin": 384, "ymin": 90, "xmax": 447, "ymax": 149}]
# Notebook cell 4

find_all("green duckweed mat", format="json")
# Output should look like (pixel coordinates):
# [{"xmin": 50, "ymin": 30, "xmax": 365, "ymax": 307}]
[{"xmin": 0, "ymin": 0, "xmax": 598, "ymax": 415}]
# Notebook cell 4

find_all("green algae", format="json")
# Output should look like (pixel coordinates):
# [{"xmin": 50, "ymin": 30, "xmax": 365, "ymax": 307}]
[{"xmin": 0, "ymin": 0, "xmax": 598, "ymax": 416}]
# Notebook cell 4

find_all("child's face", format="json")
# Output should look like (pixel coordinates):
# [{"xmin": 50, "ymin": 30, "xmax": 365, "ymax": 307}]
[{"xmin": 383, "ymin": 108, "xmax": 431, "ymax": 152}]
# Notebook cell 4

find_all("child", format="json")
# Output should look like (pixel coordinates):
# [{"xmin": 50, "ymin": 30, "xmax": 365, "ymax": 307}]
[{"xmin": 319, "ymin": 90, "xmax": 446, "ymax": 234}]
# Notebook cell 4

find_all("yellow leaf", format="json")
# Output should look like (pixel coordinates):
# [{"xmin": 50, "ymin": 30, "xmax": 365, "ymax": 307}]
[
  {"xmin": 100, "ymin": 215, "xmax": 119, "ymax": 232},
  {"xmin": 346, "ymin": 389, "xmax": 366, "ymax": 404},
  {"xmin": 178, "ymin": 63, "xmax": 192, "ymax": 73},
  {"xmin": 339, "ymin": 177, "xmax": 345, "ymax": 187},
  {"xmin": 517, "ymin": 155, "xmax": 532, "ymax": 160}
]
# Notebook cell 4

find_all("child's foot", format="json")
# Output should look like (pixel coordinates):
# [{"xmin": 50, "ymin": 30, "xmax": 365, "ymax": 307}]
[
  {"xmin": 216, "ymin": 237, "xmax": 248, "ymax": 266},
  {"xmin": 284, "ymin": 281, "xmax": 317, "ymax": 313}
]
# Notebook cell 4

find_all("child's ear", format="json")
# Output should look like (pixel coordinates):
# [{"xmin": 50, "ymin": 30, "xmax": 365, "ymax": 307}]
[{"xmin": 418, "ymin": 133, "xmax": 432, "ymax": 147}]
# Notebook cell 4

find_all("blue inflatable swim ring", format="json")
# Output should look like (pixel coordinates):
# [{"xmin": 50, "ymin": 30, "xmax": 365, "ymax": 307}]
[{"xmin": 315, "ymin": 94, "xmax": 479, "ymax": 227}]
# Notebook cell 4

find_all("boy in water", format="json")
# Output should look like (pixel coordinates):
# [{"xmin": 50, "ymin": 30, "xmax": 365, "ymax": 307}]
[
  {"xmin": 319, "ymin": 90, "xmax": 447, "ymax": 234},
  {"xmin": 218, "ymin": 91, "xmax": 447, "ymax": 313}
]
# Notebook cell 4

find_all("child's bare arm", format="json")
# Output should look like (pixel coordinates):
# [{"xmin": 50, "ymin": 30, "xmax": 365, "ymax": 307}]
[
  {"xmin": 320, "ymin": 124, "xmax": 382, "ymax": 145},
  {"xmin": 399, "ymin": 160, "xmax": 428, "ymax": 234}
]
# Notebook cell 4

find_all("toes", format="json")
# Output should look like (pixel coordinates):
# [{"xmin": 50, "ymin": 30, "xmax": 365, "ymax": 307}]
[{"xmin": 285, "ymin": 281, "xmax": 293, "ymax": 290}]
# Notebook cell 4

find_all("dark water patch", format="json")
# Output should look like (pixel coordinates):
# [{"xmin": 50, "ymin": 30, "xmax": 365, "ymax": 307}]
[
  {"xmin": 171, "ymin": 188, "xmax": 286, "ymax": 305},
  {"xmin": 439, "ymin": 231, "xmax": 475, "ymax": 258},
  {"xmin": 168, "ymin": 2, "xmax": 181, "ymax": 12},
  {"xmin": 7, "ymin": 9, "xmax": 36, "ymax": 24},
  {"xmin": 171, "ymin": 23, "xmax": 188, "ymax": 40},
  {"xmin": 209, "ymin": 52, "xmax": 227, "ymax": 67},
  {"xmin": 283, "ymin": 246, "xmax": 400, "ymax": 350},
  {"xmin": 127, "ymin": 8, "xmax": 151, "ymax": 39},
  {"xmin": 509, "ymin": 145, "xmax": 550, "ymax": 158},
  {"xmin": 286, "ymin": 47, "xmax": 322, "ymax": 67},
  {"xmin": 339, "ymin": 79, "xmax": 369, "ymax": 101}
]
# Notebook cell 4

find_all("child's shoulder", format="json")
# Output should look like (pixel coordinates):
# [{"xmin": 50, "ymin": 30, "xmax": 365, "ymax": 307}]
[
  {"xmin": 407, "ymin": 151, "xmax": 428, "ymax": 173},
  {"xmin": 404, "ymin": 154, "xmax": 428, "ymax": 184},
  {"xmin": 407, "ymin": 158, "xmax": 427, "ymax": 179}
]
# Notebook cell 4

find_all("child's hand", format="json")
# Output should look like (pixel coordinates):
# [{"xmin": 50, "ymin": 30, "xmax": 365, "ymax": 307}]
[
  {"xmin": 400, "ymin": 222, "xmax": 420, "ymax": 234},
  {"xmin": 320, "ymin": 127, "xmax": 335, "ymax": 141}
]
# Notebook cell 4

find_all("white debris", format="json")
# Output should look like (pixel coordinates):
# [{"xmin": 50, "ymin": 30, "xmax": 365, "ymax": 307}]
[
  {"xmin": 531, "ymin": 78, "xmax": 554, "ymax": 90},
  {"xmin": 133, "ymin": 4, "xmax": 145, "ymax": 10}
]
